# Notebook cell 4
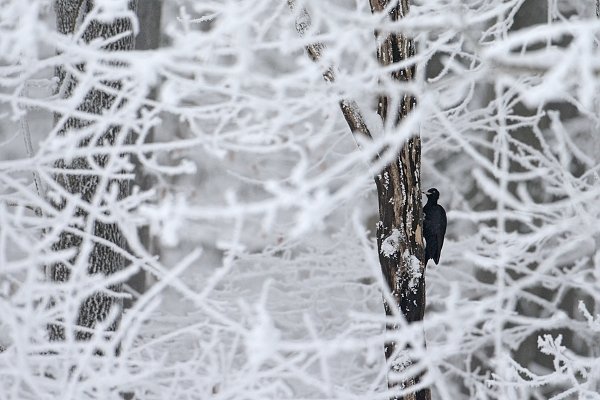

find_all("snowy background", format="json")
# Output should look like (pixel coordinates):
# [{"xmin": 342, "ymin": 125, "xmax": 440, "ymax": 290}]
[{"xmin": 2, "ymin": 0, "xmax": 600, "ymax": 399}]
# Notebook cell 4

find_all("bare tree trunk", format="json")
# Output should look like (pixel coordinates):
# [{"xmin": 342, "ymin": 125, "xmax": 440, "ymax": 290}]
[
  {"xmin": 49, "ymin": 0, "xmax": 137, "ymax": 344},
  {"xmin": 123, "ymin": 0, "xmax": 162, "ymax": 309},
  {"xmin": 368, "ymin": 2, "xmax": 429, "ymax": 399},
  {"xmin": 289, "ymin": 0, "xmax": 428, "ymax": 398},
  {"xmin": 135, "ymin": 0, "xmax": 161, "ymax": 51}
]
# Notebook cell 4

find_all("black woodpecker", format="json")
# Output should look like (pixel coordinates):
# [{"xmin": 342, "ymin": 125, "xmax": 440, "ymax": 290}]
[{"xmin": 423, "ymin": 188, "xmax": 447, "ymax": 266}]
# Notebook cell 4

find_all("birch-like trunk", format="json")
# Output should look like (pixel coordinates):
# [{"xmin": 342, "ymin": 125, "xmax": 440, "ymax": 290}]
[{"xmin": 49, "ymin": 0, "xmax": 137, "ymax": 344}]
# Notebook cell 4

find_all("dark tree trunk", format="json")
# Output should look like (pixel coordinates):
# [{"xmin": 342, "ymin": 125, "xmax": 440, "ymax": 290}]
[
  {"xmin": 135, "ymin": 0, "xmax": 161, "ymax": 51},
  {"xmin": 290, "ymin": 0, "xmax": 429, "ymax": 398},
  {"xmin": 49, "ymin": 0, "xmax": 137, "ymax": 343},
  {"xmin": 123, "ymin": 0, "xmax": 162, "ymax": 309},
  {"xmin": 369, "ymin": 2, "xmax": 429, "ymax": 399}
]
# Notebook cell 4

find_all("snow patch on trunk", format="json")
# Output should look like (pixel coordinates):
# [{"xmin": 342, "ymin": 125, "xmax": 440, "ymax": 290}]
[
  {"xmin": 403, "ymin": 250, "xmax": 422, "ymax": 290},
  {"xmin": 381, "ymin": 229, "xmax": 401, "ymax": 258}
]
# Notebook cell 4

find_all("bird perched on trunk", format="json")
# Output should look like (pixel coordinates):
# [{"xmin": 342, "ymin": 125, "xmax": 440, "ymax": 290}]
[{"xmin": 423, "ymin": 188, "xmax": 447, "ymax": 266}]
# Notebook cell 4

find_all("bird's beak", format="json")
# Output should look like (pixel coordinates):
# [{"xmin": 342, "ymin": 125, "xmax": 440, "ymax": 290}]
[{"xmin": 421, "ymin": 191, "xmax": 428, "ymax": 195}]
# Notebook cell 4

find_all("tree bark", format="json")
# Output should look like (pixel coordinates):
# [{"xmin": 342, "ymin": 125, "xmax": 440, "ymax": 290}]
[
  {"xmin": 369, "ymin": 2, "xmax": 428, "ymax": 399},
  {"xmin": 123, "ymin": 0, "xmax": 162, "ymax": 309},
  {"xmin": 289, "ymin": 0, "xmax": 428, "ymax": 398},
  {"xmin": 135, "ymin": 0, "xmax": 161, "ymax": 51},
  {"xmin": 50, "ymin": 0, "xmax": 137, "ymax": 344}
]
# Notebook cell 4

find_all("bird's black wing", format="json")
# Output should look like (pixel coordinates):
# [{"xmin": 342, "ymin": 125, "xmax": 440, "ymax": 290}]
[
  {"xmin": 423, "ymin": 207, "xmax": 437, "ymax": 264},
  {"xmin": 433, "ymin": 205, "xmax": 447, "ymax": 264}
]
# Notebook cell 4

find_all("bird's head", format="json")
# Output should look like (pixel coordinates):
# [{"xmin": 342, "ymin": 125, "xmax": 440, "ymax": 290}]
[{"xmin": 422, "ymin": 188, "xmax": 440, "ymax": 202}]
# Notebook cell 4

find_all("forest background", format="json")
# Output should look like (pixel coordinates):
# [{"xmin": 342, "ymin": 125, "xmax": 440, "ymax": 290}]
[{"xmin": 1, "ymin": 0, "xmax": 600, "ymax": 399}]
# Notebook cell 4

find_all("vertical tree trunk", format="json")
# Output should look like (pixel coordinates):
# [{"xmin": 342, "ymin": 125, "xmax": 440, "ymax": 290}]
[
  {"xmin": 135, "ymin": 0, "xmax": 161, "ymax": 51},
  {"xmin": 369, "ymin": 1, "xmax": 429, "ymax": 399},
  {"xmin": 50, "ymin": 0, "xmax": 137, "ymax": 344},
  {"xmin": 290, "ymin": 1, "xmax": 428, "ymax": 397},
  {"xmin": 124, "ymin": 0, "xmax": 162, "ymax": 309}
]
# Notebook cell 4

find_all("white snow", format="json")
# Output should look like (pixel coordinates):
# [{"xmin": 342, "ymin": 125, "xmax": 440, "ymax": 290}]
[
  {"xmin": 0, "ymin": 1, "xmax": 599, "ymax": 399},
  {"xmin": 381, "ymin": 229, "xmax": 401, "ymax": 258}
]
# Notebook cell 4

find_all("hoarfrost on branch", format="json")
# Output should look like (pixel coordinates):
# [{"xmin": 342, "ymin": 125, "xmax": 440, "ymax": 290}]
[{"xmin": 0, "ymin": 0, "xmax": 600, "ymax": 399}]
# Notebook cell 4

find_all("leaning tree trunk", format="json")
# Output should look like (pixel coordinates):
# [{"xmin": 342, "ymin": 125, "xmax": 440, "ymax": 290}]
[
  {"xmin": 49, "ymin": 0, "xmax": 137, "ymax": 344},
  {"xmin": 369, "ymin": 1, "xmax": 428, "ymax": 399},
  {"xmin": 289, "ymin": 0, "xmax": 428, "ymax": 398}
]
